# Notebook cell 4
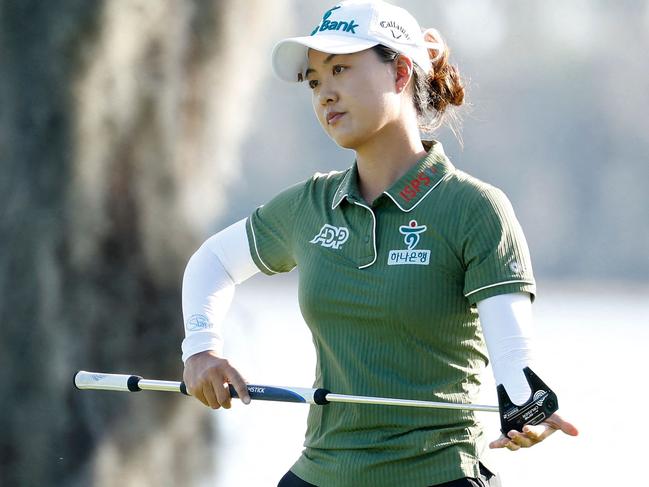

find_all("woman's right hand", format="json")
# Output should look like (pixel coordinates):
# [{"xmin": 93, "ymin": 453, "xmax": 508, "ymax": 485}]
[{"xmin": 183, "ymin": 350, "xmax": 251, "ymax": 409}]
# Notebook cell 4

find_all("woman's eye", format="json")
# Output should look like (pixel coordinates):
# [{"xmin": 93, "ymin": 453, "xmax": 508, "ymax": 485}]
[
  {"xmin": 333, "ymin": 65, "xmax": 346, "ymax": 75},
  {"xmin": 308, "ymin": 80, "xmax": 319, "ymax": 89}
]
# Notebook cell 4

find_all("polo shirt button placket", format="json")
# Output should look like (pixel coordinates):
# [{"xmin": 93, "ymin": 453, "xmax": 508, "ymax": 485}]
[{"xmin": 351, "ymin": 200, "xmax": 377, "ymax": 269}]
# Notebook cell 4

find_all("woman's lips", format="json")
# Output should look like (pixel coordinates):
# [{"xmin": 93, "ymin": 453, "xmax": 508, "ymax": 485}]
[{"xmin": 327, "ymin": 112, "xmax": 345, "ymax": 125}]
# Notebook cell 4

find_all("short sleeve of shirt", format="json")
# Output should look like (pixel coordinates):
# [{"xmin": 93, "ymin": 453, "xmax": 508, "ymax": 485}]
[
  {"xmin": 245, "ymin": 181, "xmax": 304, "ymax": 275},
  {"xmin": 462, "ymin": 185, "xmax": 536, "ymax": 305}
]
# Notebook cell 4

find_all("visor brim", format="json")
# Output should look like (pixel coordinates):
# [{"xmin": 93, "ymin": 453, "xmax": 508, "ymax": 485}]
[{"xmin": 271, "ymin": 35, "xmax": 379, "ymax": 82}]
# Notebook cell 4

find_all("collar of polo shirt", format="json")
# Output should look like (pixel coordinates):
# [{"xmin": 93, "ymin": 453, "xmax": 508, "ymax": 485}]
[{"xmin": 331, "ymin": 140, "xmax": 456, "ymax": 212}]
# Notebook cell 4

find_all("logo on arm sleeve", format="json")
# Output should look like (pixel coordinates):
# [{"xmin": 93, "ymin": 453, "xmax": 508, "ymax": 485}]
[
  {"xmin": 310, "ymin": 224, "xmax": 349, "ymax": 250},
  {"xmin": 186, "ymin": 314, "xmax": 212, "ymax": 332},
  {"xmin": 388, "ymin": 220, "xmax": 431, "ymax": 265}
]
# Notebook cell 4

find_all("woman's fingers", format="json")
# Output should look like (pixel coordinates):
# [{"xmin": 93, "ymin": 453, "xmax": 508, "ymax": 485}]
[
  {"xmin": 490, "ymin": 436, "xmax": 520, "ymax": 450},
  {"xmin": 214, "ymin": 379, "xmax": 233, "ymax": 409},
  {"xmin": 508, "ymin": 430, "xmax": 541, "ymax": 448},
  {"xmin": 518, "ymin": 413, "xmax": 579, "ymax": 443},
  {"xmin": 490, "ymin": 432, "xmax": 535, "ymax": 450},
  {"xmin": 226, "ymin": 368, "xmax": 251, "ymax": 405},
  {"xmin": 488, "ymin": 436, "xmax": 510, "ymax": 449},
  {"xmin": 490, "ymin": 413, "xmax": 579, "ymax": 450},
  {"xmin": 505, "ymin": 440, "xmax": 520, "ymax": 451},
  {"xmin": 542, "ymin": 413, "xmax": 579, "ymax": 437},
  {"xmin": 520, "ymin": 422, "xmax": 555, "ymax": 442},
  {"xmin": 190, "ymin": 385, "xmax": 208, "ymax": 407},
  {"xmin": 202, "ymin": 382, "xmax": 221, "ymax": 410},
  {"xmin": 212, "ymin": 361, "xmax": 251, "ymax": 408},
  {"xmin": 183, "ymin": 351, "xmax": 250, "ymax": 409}
]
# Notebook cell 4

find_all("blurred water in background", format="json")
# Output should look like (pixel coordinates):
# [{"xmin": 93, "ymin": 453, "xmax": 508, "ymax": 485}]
[{"xmin": 207, "ymin": 274, "xmax": 648, "ymax": 487}]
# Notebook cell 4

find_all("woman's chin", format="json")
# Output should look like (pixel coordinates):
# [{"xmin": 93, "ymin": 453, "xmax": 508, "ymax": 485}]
[
  {"xmin": 327, "ymin": 131, "xmax": 362, "ymax": 150},
  {"xmin": 334, "ymin": 139, "xmax": 357, "ymax": 150}
]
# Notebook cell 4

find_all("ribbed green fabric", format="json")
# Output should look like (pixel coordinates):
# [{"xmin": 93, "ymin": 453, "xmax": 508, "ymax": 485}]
[{"xmin": 246, "ymin": 141, "xmax": 535, "ymax": 487}]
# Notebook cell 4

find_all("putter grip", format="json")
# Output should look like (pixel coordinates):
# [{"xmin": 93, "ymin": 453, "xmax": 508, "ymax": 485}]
[
  {"xmin": 74, "ymin": 371, "xmax": 142, "ymax": 392},
  {"xmin": 227, "ymin": 384, "xmax": 331, "ymax": 404}
]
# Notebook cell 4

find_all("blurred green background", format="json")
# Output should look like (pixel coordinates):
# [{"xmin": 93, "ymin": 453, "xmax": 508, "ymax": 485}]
[{"xmin": 1, "ymin": 1, "xmax": 647, "ymax": 486}]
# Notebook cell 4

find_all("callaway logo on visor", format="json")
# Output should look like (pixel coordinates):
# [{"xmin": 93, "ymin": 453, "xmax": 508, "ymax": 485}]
[{"xmin": 379, "ymin": 20, "xmax": 411, "ymax": 40}]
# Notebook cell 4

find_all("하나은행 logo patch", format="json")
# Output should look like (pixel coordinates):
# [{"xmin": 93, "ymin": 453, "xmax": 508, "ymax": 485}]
[{"xmin": 388, "ymin": 220, "xmax": 431, "ymax": 265}]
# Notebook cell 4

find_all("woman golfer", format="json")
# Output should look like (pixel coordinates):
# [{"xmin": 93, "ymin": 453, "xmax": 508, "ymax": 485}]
[{"xmin": 181, "ymin": 1, "xmax": 578, "ymax": 485}]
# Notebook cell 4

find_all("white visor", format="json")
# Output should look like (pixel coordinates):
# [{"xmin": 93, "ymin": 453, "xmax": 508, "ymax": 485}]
[{"xmin": 271, "ymin": 1, "xmax": 440, "ymax": 83}]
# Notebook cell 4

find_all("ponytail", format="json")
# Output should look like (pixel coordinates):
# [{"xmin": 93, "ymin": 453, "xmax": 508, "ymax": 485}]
[{"xmin": 413, "ymin": 28, "xmax": 465, "ymax": 137}]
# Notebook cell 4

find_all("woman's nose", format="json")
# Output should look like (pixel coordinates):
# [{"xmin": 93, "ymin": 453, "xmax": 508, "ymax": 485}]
[{"xmin": 318, "ymin": 83, "xmax": 337, "ymax": 106}]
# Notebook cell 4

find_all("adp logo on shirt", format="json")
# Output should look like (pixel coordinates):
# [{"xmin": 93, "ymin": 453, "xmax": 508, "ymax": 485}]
[{"xmin": 310, "ymin": 224, "xmax": 349, "ymax": 250}]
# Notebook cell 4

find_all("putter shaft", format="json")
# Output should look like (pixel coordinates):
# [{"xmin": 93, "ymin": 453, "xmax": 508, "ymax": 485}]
[
  {"xmin": 326, "ymin": 393, "xmax": 499, "ymax": 413},
  {"xmin": 74, "ymin": 371, "xmax": 498, "ymax": 412}
]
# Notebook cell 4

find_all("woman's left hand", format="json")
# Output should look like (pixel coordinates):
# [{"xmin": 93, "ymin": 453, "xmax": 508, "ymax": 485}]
[{"xmin": 488, "ymin": 413, "xmax": 578, "ymax": 451}]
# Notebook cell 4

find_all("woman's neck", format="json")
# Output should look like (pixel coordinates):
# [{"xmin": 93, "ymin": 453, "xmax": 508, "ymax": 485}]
[{"xmin": 354, "ymin": 122, "xmax": 427, "ymax": 205}]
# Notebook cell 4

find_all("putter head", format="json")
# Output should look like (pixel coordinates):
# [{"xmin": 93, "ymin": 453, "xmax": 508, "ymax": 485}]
[{"xmin": 496, "ymin": 367, "xmax": 559, "ymax": 435}]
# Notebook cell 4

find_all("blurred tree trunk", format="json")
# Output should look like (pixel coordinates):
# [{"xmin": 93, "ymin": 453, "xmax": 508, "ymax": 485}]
[{"xmin": 0, "ymin": 0, "xmax": 286, "ymax": 485}]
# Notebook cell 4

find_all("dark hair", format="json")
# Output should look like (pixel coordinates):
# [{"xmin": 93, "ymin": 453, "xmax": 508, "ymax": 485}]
[{"xmin": 372, "ymin": 33, "xmax": 465, "ymax": 138}]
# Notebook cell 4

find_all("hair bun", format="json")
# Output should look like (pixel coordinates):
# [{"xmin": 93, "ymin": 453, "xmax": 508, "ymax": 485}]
[{"xmin": 420, "ymin": 27, "xmax": 465, "ymax": 112}]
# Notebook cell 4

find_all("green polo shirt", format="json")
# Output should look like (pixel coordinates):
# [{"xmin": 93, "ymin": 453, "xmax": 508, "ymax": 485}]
[{"xmin": 245, "ymin": 140, "xmax": 535, "ymax": 487}]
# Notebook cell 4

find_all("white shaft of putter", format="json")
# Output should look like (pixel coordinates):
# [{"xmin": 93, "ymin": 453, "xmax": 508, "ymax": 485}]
[{"xmin": 325, "ymin": 393, "xmax": 498, "ymax": 412}]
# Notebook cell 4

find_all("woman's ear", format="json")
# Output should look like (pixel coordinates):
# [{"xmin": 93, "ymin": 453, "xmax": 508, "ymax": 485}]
[{"xmin": 394, "ymin": 55, "xmax": 414, "ymax": 93}]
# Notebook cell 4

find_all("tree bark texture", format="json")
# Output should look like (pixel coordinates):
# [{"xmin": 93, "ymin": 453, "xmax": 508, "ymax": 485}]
[{"xmin": 0, "ymin": 1, "xmax": 287, "ymax": 485}]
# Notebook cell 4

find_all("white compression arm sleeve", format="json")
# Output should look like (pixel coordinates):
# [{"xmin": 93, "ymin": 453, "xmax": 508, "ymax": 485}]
[
  {"xmin": 477, "ymin": 292, "xmax": 536, "ymax": 405},
  {"xmin": 181, "ymin": 218, "xmax": 260, "ymax": 363}
]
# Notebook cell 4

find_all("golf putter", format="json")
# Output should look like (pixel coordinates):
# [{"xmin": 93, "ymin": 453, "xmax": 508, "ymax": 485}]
[{"xmin": 74, "ymin": 367, "xmax": 560, "ymax": 435}]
